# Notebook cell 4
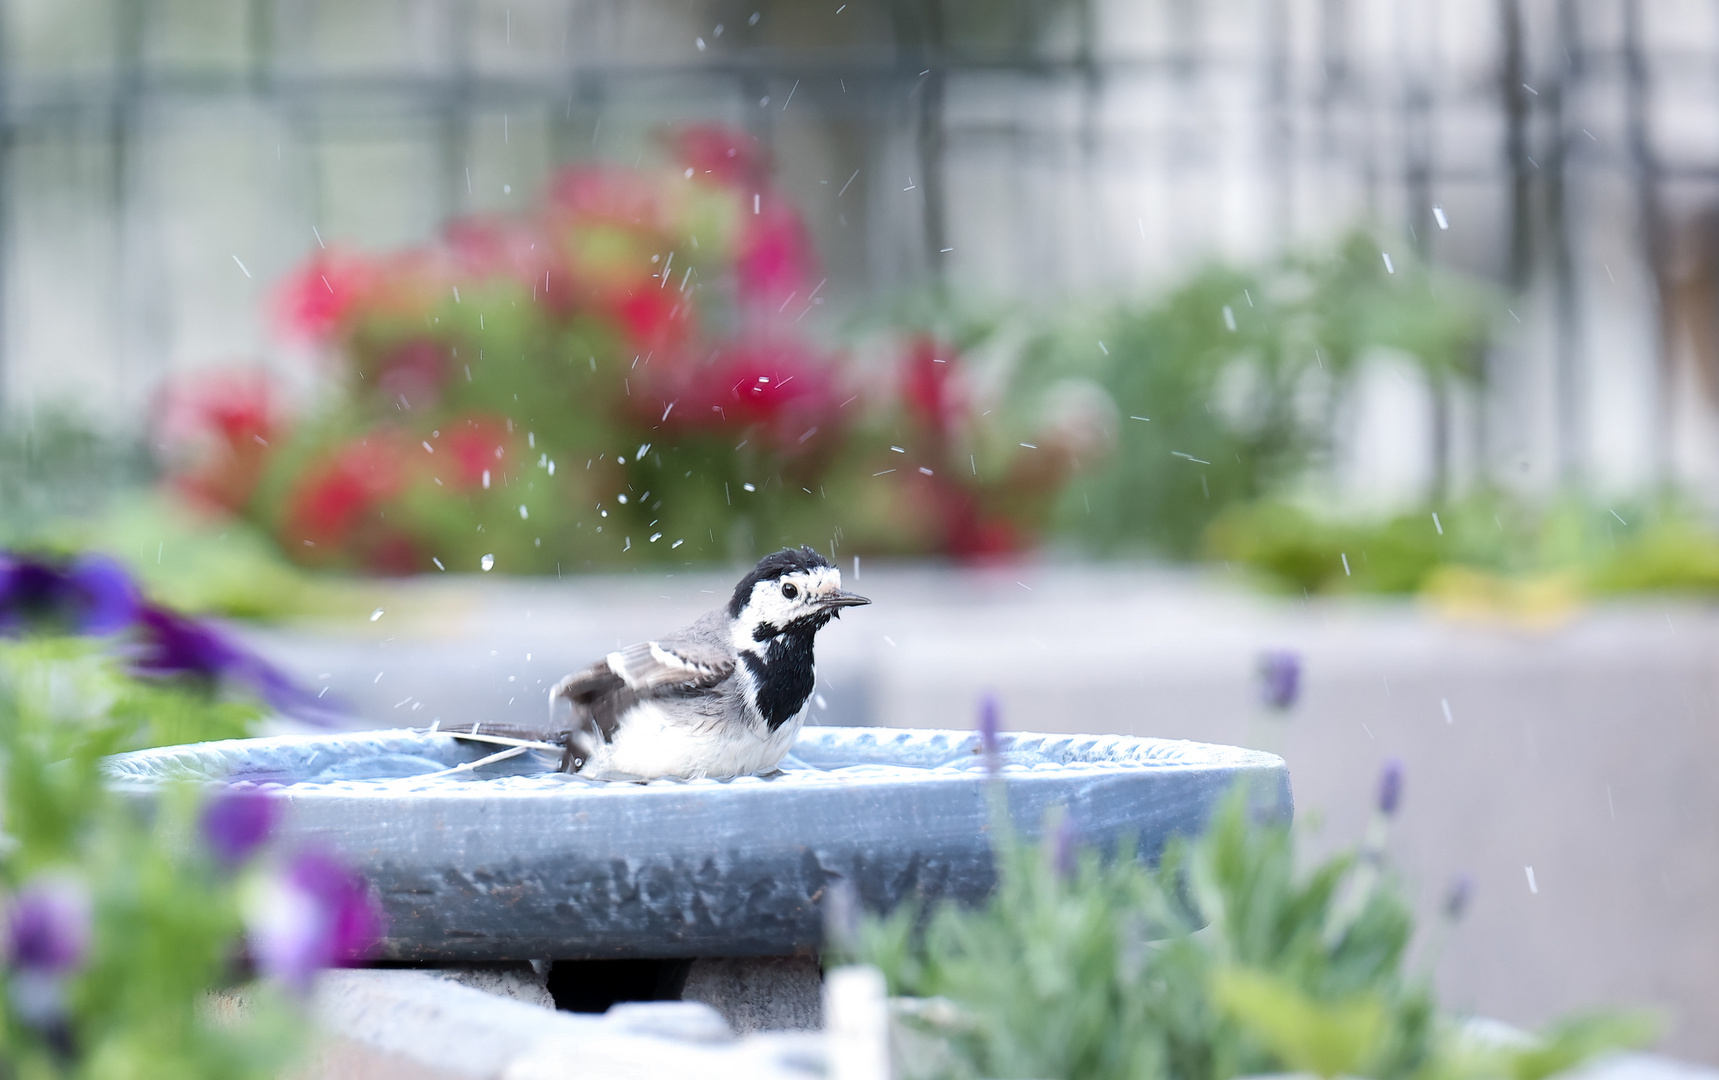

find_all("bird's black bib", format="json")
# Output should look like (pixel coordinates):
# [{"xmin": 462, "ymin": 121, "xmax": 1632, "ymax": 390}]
[{"xmin": 743, "ymin": 623, "xmax": 820, "ymax": 730}]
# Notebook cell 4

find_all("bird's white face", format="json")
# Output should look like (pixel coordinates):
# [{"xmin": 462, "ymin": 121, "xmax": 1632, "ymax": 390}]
[{"xmin": 731, "ymin": 565, "xmax": 846, "ymax": 645}]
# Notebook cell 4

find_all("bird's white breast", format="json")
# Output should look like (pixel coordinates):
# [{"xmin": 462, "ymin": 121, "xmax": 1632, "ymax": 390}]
[{"xmin": 590, "ymin": 699, "xmax": 805, "ymax": 781}]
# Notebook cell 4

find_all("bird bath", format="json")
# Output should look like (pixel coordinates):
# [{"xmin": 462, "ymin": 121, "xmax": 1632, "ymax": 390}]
[{"xmin": 104, "ymin": 727, "xmax": 1290, "ymax": 962}]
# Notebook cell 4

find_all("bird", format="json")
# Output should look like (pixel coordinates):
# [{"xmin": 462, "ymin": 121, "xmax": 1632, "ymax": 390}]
[{"xmin": 431, "ymin": 547, "xmax": 869, "ymax": 781}]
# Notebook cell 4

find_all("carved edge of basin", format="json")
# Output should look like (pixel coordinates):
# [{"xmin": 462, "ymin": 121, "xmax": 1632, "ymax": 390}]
[{"xmin": 105, "ymin": 727, "xmax": 1291, "ymax": 962}]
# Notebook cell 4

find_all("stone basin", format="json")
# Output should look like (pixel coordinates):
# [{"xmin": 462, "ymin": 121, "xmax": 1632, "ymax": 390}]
[{"xmin": 103, "ymin": 727, "xmax": 1291, "ymax": 962}]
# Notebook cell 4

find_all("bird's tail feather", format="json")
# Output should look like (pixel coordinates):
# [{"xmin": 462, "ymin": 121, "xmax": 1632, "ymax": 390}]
[
  {"xmin": 420, "ymin": 719, "xmax": 567, "ymax": 747},
  {"xmin": 420, "ymin": 717, "xmax": 593, "ymax": 774}
]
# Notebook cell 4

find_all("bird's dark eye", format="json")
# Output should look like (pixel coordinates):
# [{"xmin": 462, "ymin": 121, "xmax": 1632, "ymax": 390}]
[{"xmin": 781, "ymin": 582, "xmax": 798, "ymax": 599}]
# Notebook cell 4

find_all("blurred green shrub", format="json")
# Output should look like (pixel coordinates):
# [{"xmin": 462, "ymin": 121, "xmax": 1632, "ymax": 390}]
[
  {"xmin": 1017, "ymin": 233, "xmax": 1492, "ymax": 556},
  {"xmin": 845, "ymin": 784, "xmax": 1652, "ymax": 1080},
  {"xmin": 1209, "ymin": 494, "xmax": 1719, "ymax": 601},
  {"xmin": 159, "ymin": 127, "xmax": 1092, "ymax": 575},
  {"xmin": 0, "ymin": 557, "xmax": 383, "ymax": 1074},
  {"xmin": 0, "ymin": 413, "xmax": 154, "ymax": 547},
  {"xmin": 0, "ymin": 639, "xmax": 299, "ymax": 1077}
]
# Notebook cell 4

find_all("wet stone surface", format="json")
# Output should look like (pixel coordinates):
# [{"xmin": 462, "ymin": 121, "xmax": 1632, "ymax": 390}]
[{"xmin": 105, "ymin": 727, "xmax": 1290, "ymax": 961}]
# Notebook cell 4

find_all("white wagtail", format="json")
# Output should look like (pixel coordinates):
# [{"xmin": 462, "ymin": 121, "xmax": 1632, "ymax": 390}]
[{"xmin": 437, "ymin": 547, "xmax": 869, "ymax": 781}]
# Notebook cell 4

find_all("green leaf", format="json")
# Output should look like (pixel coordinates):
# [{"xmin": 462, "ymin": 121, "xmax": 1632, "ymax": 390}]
[{"xmin": 1213, "ymin": 966, "xmax": 1388, "ymax": 1079}]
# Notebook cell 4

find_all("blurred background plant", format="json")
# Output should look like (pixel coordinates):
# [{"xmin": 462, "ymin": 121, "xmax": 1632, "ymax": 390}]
[
  {"xmin": 1017, "ymin": 232, "xmax": 1494, "ymax": 558},
  {"xmin": 145, "ymin": 126, "xmax": 1099, "ymax": 577},
  {"xmin": 841, "ymin": 773, "xmax": 1652, "ymax": 1080},
  {"xmin": 1207, "ymin": 492, "xmax": 1719, "ymax": 614},
  {"xmin": 0, "ymin": 552, "xmax": 381, "ymax": 1075},
  {"xmin": 13, "ymin": 195, "xmax": 1719, "ymax": 617}
]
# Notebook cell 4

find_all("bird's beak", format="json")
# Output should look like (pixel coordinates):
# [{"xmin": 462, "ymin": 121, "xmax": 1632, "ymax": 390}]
[{"xmin": 819, "ymin": 589, "xmax": 871, "ymax": 608}]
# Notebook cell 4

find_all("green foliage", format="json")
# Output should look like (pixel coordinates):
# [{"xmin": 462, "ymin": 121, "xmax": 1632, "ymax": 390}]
[
  {"xmin": 1209, "ymin": 493, "xmax": 1719, "ymax": 598},
  {"xmin": 847, "ymin": 792, "xmax": 1649, "ymax": 1080},
  {"xmin": 1210, "ymin": 968, "xmax": 1388, "ymax": 1079},
  {"xmin": 31, "ymin": 494, "xmax": 381, "ymax": 622},
  {"xmin": 1019, "ymin": 232, "xmax": 1491, "ymax": 556},
  {"xmin": 0, "ymin": 639, "xmax": 304, "ymax": 1078},
  {"xmin": 0, "ymin": 414, "xmax": 154, "ymax": 548}
]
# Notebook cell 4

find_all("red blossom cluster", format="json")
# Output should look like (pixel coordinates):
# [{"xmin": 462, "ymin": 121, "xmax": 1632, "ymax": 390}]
[
  {"xmin": 154, "ymin": 125, "xmax": 1096, "ymax": 572},
  {"xmin": 154, "ymin": 370, "xmax": 281, "ymax": 514}
]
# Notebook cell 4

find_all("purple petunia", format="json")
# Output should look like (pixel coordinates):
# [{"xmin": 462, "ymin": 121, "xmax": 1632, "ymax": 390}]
[
  {"xmin": 0, "ymin": 548, "xmax": 336, "ymax": 725},
  {"xmin": 247, "ymin": 851, "xmax": 386, "ymax": 993},
  {"xmin": 0, "ymin": 553, "xmax": 137, "ymax": 636},
  {"xmin": 0, "ymin": 553, "xmax": 141, "ymax": 637},
  {"xmin": 201, "ymin": 789, "xmax": 278, "ymax": 867},
  {"xmin": 1376, "ymin": 757, "xmax": 1405, "ymax": 818},
  {"xmin": 67, "ymin": 556, "xmax": 141, "ymax": 635},
  {"xmin": 6, "ymin": 877, "xmax": 91, "ymax": 976},
  {"xmin": 130, "ymin": 604, "xmax": 336, "ymax": 725},
  {"xmin": 1256, "ymin": 649, "xmax": 1302, "ymax": 711},
  {"xmin": 131, "ymin": 605, "xmax": 243, "ymax": 682}
]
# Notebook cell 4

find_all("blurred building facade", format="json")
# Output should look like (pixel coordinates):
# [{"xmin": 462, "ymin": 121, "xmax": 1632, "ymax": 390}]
[{"xmin": 2, "ymin": 0, "xmax": 1717, "ymax": 505}]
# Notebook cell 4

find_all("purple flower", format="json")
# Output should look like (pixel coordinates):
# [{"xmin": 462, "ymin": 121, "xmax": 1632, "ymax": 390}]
[
  {"xmin": 1443, "ymin": 874, "xmax": 1474, "ymax": 921},
  {"xmin": 1376, "ymin": 757, "xmax": 1405, "ymax": 818},
  {"xmin": 248, "ymin": 851, "xmax": 385, "ymax": 992},
  {"xmin": 1257, "ymin": 649, "xmax": 1301, "ymax": 711},
  {"xmin": 131, "ymin": 605, "xmax": 335, "ymax": 725},
  {"xmin": 7, "ymin": 877, "xmax": 91, "ymax": 976},
  {"xmin": 67, "ymin": 555, "xmax": 141, "ymax": 635},
  {"xmin": 0, "ymin": 552, "xmax": 140, "ymax": 636},
  {"xmin": 1051, "ymin": 813, "xmax": 1081, "ymax": 880},
  {"xmin": 201, "ymin": 790, "xmax": 278, "ymax": 866},
  {"xmin": 132, "ymin": 605, "xmax": 243, "ymax": 682},
  {"xmin": 977, "ymin": 693, "xmax": 1002, "ymax": 773},
  {"xmin": 0, "ymin": 557, "xmax": 73, "ymax": 634}
]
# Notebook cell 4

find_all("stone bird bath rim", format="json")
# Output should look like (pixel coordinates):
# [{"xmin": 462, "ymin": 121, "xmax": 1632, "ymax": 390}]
[{"xmin": 103, "ymin": 726, "xmax": 1292, "ymax": 961}]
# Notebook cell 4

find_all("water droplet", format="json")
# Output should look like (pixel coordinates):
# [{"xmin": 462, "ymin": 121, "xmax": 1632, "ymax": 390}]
[
  {"xmin": 369, "ymin": 608, "xmax": 384, "ymax": 622},
  {"xmin": 481, "ymin": 554, "xmax": 495, "ymax": 571}
]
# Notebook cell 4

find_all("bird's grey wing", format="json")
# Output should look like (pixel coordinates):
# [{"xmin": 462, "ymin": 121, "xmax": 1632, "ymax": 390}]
[
  {"xmin": 551, "ymin": 619, "xmax": 734, "ymax": 751},
  {"xmin": 604, "ymin": 633, "xmax": 734, "ymax": 694}
]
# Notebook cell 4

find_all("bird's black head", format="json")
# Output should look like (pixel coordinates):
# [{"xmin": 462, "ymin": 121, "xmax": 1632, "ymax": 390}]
[
  {"xmin": 727, "ymin": 547, "xmax": 869, "ymax": 731},
  {"xmin": 727, "ymin": 547, "xmax": 835, "ymax": 617}
]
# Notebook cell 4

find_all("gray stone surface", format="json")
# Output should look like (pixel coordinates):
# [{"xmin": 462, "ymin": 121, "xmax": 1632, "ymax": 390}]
[
  {"xmin": 682, "ymin": 956, "xmax": 824, "ymax": 1034},
  {"xmin": 305, "ymin": 969, "xmax": 822, "ymax": 1079},
  {"xmin": 425, "ymin": 963, "xmax": 554, "ymax": 1010},
  {"xmin": 1572, "ymin": 1055, "xmax": 1719, "ymax": 1080},
  {"xmin": 602, "ymin": 1000, "xmax": 735, "ymax": 1044},
  {"xmin": 105, "ymin": 727, "xmax": 1290, "ymax": 962},
  {"xmin": 229, "ymin": 567, "xmax": 1719, "ymax": 1061}
]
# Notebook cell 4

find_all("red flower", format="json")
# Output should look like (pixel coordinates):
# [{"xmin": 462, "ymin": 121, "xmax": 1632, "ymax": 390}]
[
  {"xmin": 735, "ymin": 199, "xmax": 816, "ymax": 313},
  {"xmin": 671, "ymin": 125, "xmax": 769, "ymax": 188},
  {"xmin": 612, "ymin": 289, "xmax": 691, "ymax": 353},
  {"xmin": 546, "ymin": 166, "xmax": 662, "ymax": 229},
  {"xmin": 444, "ymin": 217, "xmax": 549, "ymax": 282},
  {"xmin": 905, "ymin": 473, "xmax": 1025, "ymax": 558},
  {"xmin": 154, "ymin": 368, "xmax": 282, "ymax": 512},
  {"xmin": 440, "ymin": 416, "xmax": 514, "ymax": 489},
  {"xmin": 374, "ymin": 339, "xmax": 448, "ymax": 411},
  {"xmin": 655, "ymin": 340, "xmax": 840, "ymax": 448},
  {"xmin": 274, "ymin": 250, "xmax": 377, "ymax": 342},
  {"xmin": 901, "ymin": 336, "xmax": 966, "ymax": 440},
  {"xmin": 282, "ymin": 435, "xmax": 411, "ymax": 550}
]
